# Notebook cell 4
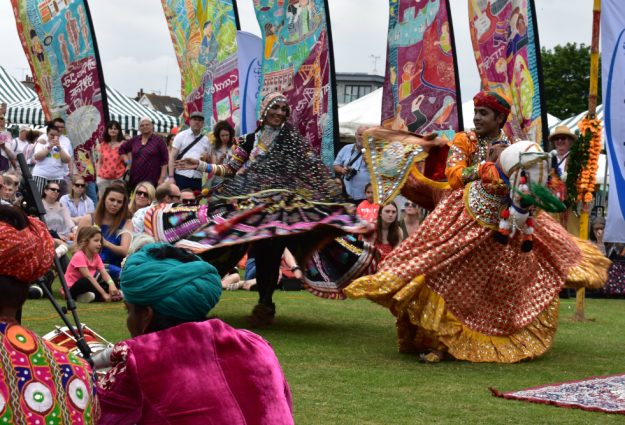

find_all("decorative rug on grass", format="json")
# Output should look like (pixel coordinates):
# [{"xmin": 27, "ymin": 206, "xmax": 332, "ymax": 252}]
[{"xmin": 490, "ymin": 374, "xmax": 625, "ymax": 415}]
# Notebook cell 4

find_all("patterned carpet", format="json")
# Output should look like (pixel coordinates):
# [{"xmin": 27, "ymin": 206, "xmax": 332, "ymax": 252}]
[{"xmin": 491, "ymin": 374, "xmax": 625, "ymax": 415}]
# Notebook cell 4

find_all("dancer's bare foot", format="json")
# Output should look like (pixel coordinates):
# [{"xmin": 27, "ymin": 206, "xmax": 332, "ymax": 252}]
[{"xmin": 418, "ymin": 350, "xmax": 444, "ymax": 363}]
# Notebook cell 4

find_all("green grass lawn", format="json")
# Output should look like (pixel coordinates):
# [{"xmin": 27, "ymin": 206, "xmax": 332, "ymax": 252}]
[{"xmin": 21, "ymin": 290, "xmax": 625, "ymax": 425}]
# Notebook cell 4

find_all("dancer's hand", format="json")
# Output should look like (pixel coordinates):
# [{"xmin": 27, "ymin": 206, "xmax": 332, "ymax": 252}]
[
  {"xmin": 488, "ymin": 143, "xmax": 507, "ymax": 162},
  {"xmin": 175, "ymin": 158, "xmax": 199, "ymax": 170}
]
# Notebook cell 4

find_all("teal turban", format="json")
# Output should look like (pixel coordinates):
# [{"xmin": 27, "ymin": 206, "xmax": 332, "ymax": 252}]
[{"xmin": 121, "ymin": 243, "xmax": 222, "ymax": 321}]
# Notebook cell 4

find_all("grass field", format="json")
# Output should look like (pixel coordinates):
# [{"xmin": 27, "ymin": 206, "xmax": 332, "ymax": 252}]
[{"xmin": 21, "ymin": 290, "xmax": 625, "ymax": 425}]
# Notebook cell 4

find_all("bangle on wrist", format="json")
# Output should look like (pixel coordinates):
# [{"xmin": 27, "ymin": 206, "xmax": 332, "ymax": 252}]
[
  {"xmin": 106, "ymin": 279, "xmax": 115, "ymax": 286},
  {"xmin": 290, "ymin": 265, "xmax": 300, "ymax": 272}
]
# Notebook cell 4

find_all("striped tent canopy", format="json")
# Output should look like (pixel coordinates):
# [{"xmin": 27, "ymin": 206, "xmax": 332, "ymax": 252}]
[
  {"xmin": 0, "ymin": 66, "xmax": 178, "ymax": 133},
  {"xmin": 548, "ymin": 105, "xmax": 604, "ymax": 142},
  {"xmin": 106, "ymin": 86, "xmax": 178, "ymax": 133}
]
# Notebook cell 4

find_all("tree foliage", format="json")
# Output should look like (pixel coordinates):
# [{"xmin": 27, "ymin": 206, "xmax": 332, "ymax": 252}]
[{"xmin": 541, "ymin": 43, "xmax": 601, "ymax": 119}]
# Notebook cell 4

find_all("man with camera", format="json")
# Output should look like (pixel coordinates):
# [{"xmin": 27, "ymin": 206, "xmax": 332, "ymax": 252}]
[{"xmin": 334, "ymin": 125, "xmax": 371, "ymax": 203}]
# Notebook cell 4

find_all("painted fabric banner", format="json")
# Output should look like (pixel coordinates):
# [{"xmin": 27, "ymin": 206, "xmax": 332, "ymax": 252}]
[
  {"xmin": 12, "ymin": 0, "xmax": 108, "ymax": 182},
  {"xmin": 236, "ymin": 31, "xmax": 263, "ymax": 135},
  {"xmin": 162, "ymin": 0, "xmax": 239, "ymax": 130},
  {"xmin": 468, "ymin": 0, "xmax": 547, "ymax": 144},
  {"xmin": 602, "ymin": 0, "xmax": 625, "ymax": 243},
  {"xmin": 381, "ymin": 0, "xmax": 462, "ymax": 142},
  {"xmin": 254, "ymin": 0, "xmax": 338, "ymax": 168}
]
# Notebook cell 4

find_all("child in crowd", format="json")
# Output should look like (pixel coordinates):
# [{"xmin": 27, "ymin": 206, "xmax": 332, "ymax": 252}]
[
  {"xmin": 356, "ymin": 182, "xmax": 379, "ymax": 223},
  {"xmin": 64, "ymin": 226, "xmax": 122, "ymax": 303}
]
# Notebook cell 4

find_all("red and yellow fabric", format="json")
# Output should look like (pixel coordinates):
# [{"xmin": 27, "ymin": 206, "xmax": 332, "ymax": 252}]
[{"xmin": 345, "ymin": 132, "xmax": 608, "ymax": 363}]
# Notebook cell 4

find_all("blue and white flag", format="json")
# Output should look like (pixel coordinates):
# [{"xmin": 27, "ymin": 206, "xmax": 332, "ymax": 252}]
[
  {"xmin": 602, "ymin": 0, "xmax": 625, "ymax": 243},
  {"xmin": 235, "ymin": 31, "xmax": 262, "ymax": 135}
]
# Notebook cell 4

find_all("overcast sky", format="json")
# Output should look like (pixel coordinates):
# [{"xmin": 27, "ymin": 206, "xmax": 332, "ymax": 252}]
[{"xmin": 1, "ymin": 0, "xmax": 595, "ymax": 103}]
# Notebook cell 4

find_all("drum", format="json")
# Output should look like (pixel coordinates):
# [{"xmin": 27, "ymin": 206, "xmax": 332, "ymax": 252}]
[{"xmin": 42, "ymin": 325, "xmax": 113, "ymax": 374}]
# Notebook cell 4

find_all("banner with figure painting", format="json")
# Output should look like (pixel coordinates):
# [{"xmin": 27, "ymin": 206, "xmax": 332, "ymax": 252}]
[
  {"xmin": 162, "ymin": 0, "xmax": 239, "ymax": 130},
  {"xmin": 381, "ymin": 0, "xmax": 463, "ymax": 142},
  {"xmin": 469, "ymin": 0, "xmax": 547, "ymax": 145},
  {"xmin": 254, "ymin": 0, "xmax": 338, "ymax": 169},
  {"xmin": 12, "ymin": 0, "xmax": 109, "ymax": 182}
]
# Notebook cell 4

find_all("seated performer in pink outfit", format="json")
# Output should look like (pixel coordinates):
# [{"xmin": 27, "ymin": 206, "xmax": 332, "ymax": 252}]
[{"xmin": 97, "ymin": 243, "xmax": 294, "ymax": 425}]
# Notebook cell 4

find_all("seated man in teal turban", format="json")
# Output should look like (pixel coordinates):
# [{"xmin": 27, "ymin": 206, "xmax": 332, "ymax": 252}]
[{"xmin": 97, "ymin": 243, "xmax": 294, "ymax": 425}]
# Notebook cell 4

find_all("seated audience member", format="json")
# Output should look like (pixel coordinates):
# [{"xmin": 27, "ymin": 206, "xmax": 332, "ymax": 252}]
[
  {"xmin": 132, "ymin": 181, "xmax": 181, "ymax": 233},
  {"xmin": 97, "ymin": 243, "xmax": 294, "ymax": 424},
  {"xmin": 236, "ymin": 248, "xmax": 301, "ymax": 292},
  {"xmin": 356, "ymin": 182, "xmax": 379, "ymax": 223},
  {"xmin": 0, "ymin": 206, "xmax": 99, "ymax": 422},
  {"xmin": 42, "ymin": 181, "xmax": 75, "ymax": 242},
  {"xmin": 78, "ymin": 185, "xmax": 132, "ymax": 280},
  {"xmin": 222, "ymin": 268, "xmax": 243, "ymax": 290},
  {"xmin": 60, "ymin": 175, "xmax": 96, "ymax": 225},
  {"xmin": 2, "ymin": 173, "xmax": 20, "ymax": 206},
  {"xmin": 65, "ymin": 226, "xmax": 121, "ymax": 303},
  {"xmin": 180, "ymin": 188, "xmax": 197, "ymax": 205},
  {"xmin": 0, "ymin": 177, "xmax": 12, "ymax": 205},
  {"xmin": 128, "ymin": 181, "xmax": 155, "ymax": 215}
]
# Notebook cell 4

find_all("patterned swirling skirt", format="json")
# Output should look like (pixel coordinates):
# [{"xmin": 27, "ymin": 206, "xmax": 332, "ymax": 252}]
[
  {"xmin": 344, "ymin": 188, "xmax": 609, "ymax": 363},
  {"xmin": 303, "ymin": 235, "xmax": 377, "ymax": 300},
  {"xmin": 144, "ymin": 189, "xmax": 369, "ymax": 276}
]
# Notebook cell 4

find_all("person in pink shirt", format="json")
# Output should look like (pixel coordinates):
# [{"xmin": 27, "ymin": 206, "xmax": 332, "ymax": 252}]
[
  {"xmin": 356, "ymin": 183, "xmax": 379, "ymax": 223},
  {"xmin": 65, "ymin": 225, "xmax": 121, "ymax": 303}
]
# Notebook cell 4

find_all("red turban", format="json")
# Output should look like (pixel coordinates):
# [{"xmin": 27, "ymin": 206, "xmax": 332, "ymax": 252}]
[
  {"xmin": 0, "ymin": 211, "xmax": 55, "ymax": 283},
  {"xmin": 473, "ymin": 91, "xmax": 512, "ymax": 117}
]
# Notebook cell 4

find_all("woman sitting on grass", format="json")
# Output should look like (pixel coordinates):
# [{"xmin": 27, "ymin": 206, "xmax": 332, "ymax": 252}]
[
  {"xmin": 97, "ymin": 243, "xmax": 294, "ymax": 424},
  {"xmin": 78, "ymin": 185, "xmax": 132, "ymax": 280},
  {"xmin": 65, "ymin": 225, "xmax": 122, "ymax": 303}
]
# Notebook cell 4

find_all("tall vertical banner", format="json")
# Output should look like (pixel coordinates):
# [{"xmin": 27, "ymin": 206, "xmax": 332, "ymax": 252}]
[
  {"xmin": 162, "ymin": 0, "xmax": 240, "ymax": 130},
  {"xmin": 602, "ymin": 0, "xmax": 625, "ymax": 243},
  {"xmin": 236, "ymin": 31, "xmax": 263, "ymax": 135},
  {"xmin": 254, "ymin": 0, "xmax": 338, "ymax": 168},
  {"xmin": 381, "ymin": 0, "xmax": 463, "ymax": 141},
  {"xmin": 468, "ymin": 0, "xmax": 547, "ymax": 145},
  {"xmin": 12, "ymin": 0, "xmax": 109, "ymax": 182}
]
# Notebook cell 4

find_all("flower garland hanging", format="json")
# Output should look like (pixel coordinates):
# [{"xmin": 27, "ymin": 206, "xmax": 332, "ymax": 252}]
[{"xmin": 565, "ymin": 116, "xmax": 602, "ymax": 206}]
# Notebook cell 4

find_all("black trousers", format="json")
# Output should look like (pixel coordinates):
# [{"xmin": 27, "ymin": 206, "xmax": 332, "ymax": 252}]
[
  {"xmin": 69, "ymin": 275, "xmax": 116, "ymax": 301},
  {"xmin": 253, "ymin": 237, "xmax": 303, "ymax": 308},
  {"xmin": 253, "ymin": 239, "xmax": 286, "ymax": 307}
]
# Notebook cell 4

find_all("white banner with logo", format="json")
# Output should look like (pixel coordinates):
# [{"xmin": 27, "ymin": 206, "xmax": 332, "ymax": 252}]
[
  {"xmin": 235, "ymin": 31, "xmax": 263, "ymax": 135},
  {"xmin": 602, "ymin": 0, "xmax": 625, "ymax": 243}
]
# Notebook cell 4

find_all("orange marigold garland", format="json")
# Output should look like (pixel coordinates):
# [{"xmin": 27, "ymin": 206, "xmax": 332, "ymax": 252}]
[
  {"xmin": 576, "ymin": 117, "xmax": 602, "ymax": 204},
  {"xmin": 565, "ymin": 116, "xmax": 601, "ymax": 206}
]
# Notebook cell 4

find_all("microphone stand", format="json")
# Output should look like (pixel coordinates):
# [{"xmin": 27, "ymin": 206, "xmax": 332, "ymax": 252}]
[{"xmin": 16, "ymin": 153, "xmax": 93, "ymax": 365}]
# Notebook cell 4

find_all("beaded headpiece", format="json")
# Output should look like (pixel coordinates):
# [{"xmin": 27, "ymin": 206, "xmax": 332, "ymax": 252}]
[{"xmin": 260, "ymin": 92, "xmax": 290, "ymax": 120}]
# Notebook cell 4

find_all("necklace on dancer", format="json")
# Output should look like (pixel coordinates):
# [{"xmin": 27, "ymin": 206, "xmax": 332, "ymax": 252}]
[{"xmin": 476, "ymin": 130, "xmax": 509, "ymax": 162}]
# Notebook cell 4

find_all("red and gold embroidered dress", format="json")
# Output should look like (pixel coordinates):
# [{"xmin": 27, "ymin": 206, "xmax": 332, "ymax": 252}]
[{"xmin": 344, "ymin": 132, "xmax": 608, "ymax": 363}]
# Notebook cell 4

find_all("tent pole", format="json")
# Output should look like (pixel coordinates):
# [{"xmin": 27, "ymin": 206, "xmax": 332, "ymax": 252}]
[{"xmin": 575, "ymin": 0, "xmax": 601, "ymax": 322}]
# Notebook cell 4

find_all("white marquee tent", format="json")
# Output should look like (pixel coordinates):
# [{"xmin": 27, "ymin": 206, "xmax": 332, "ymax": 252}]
[
  {"xmin": 338, "ymin": 88, "xmax": 606, "ymax": 183},
  {"xmin": 338, "ymin": 87, "xmax": 561, "ymax": 136}
]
